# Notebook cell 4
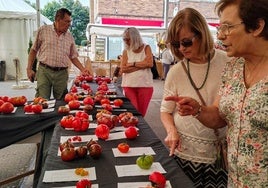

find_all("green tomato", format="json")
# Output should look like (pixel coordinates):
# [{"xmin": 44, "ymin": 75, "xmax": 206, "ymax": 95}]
[{"xmin": 136, "ymin": 154, "xmax": 154, "ymax": 169}]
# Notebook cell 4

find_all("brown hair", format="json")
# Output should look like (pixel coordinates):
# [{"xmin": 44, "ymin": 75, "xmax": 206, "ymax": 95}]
[
  {"xmin": 166, "ymin": 7, "xmax": 214, "ymax": 60},
  {"xmin": 215, "ymin": 0, "xmax": 268, "ymax": 40}
]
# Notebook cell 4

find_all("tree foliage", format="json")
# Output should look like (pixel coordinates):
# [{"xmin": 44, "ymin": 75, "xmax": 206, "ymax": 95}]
[{"xmin": 25, "ymin": 0, "xmax": 89, "ymax": 45}]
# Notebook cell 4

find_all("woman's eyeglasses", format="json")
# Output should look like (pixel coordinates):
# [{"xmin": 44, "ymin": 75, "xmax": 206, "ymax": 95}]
[
  {"xmin": 170, "ymin": 35, "xmax": 196, "ymax": 48},
  {"xmin": 216, "ymin": 22, "xmax": 244, "ymax": 36}
]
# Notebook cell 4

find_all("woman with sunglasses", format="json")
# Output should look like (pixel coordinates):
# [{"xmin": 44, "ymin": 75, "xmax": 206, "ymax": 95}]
[
  {"xmin": 169, "ymin": 1, "xmax": 268, "ymax": 187},
  {"xmin": 121, "ymin": 27, "xmax": 154, "ymax": 117},
  {"xmin": 160, "ymin": 8, "xmax": 231, "ymax": 187}
]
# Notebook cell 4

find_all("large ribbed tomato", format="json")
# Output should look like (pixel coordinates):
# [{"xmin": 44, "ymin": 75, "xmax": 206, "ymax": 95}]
[{"xmin": 95, "ymin": 124, "xmax": 110, "ymax": 140}]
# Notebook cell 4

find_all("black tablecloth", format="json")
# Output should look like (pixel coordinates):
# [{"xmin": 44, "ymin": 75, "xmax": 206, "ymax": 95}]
[
  {"xmin": 37, "ymin": 117, "xmax": 194, "ymax": 188},
  {"xmin": 0, "ymin": 100, "xmax": 66, "ymax": 149}
]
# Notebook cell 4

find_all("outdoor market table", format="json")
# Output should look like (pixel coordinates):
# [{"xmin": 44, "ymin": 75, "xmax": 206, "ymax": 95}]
[
  {"xmin": 0, "ymin": 100, "xmax": 66, "ymax": 149},
  {"xmin": 37, "ymin": 115, "xmax": 194, "ymax": 188},
  {"xmin": 36, "ymin": 80, "xmax": 194, "ymax": 188}
]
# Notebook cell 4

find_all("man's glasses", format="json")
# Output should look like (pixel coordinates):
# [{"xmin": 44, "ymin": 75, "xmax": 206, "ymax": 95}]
[
  {"xmin": 170, "ymin": 35, "xmax": 196, "ymax": 48},
  {"xmin": 216, "ymin": 22, "xmax": 244, "ymax": 36}
]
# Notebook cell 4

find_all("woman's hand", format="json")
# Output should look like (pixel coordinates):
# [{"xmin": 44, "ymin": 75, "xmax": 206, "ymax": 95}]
[
  {"xmin": 165, "ymin": 96, "xmax": 200, "ymax": 116},
  {"xmin": 121, "ymin": 63, "xmax": 139, "ymax": 73},
  {"xmin": 164, "ymin": 127, "xmax": 180, "ymax": 156}
]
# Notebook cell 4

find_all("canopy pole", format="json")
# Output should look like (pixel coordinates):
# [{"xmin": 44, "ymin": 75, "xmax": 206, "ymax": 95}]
[
  {"xmin": 163, "ymin": 0, "xmax": 169, "ymax": 29},
  {"xmin": 36, "ymin": 0, "xmax": 40, "ymax": 28}
]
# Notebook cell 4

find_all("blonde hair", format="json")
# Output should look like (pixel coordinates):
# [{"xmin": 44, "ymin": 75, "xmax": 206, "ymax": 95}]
[
  {"xmin": 123, "ymin": 27, "xmax": 144, "ymax": 51},
  {"xmin": 167, "ymin": 8, "xmax": 214, "ymax": 60}
]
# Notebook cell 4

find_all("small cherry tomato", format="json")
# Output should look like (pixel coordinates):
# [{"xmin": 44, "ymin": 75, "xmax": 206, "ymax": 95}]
[{"xmin": 117, "ymin": 142, "xmax": 130, "ymax": 153}]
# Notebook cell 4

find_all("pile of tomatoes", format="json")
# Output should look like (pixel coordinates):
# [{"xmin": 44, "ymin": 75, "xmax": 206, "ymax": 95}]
[
  {"xmin": 60, "ymin": 111, "xmax": 89, "ymax": 132},
  {"xmin": 0, "ymin": 95, "xmax": 27, "ymax": 114}
]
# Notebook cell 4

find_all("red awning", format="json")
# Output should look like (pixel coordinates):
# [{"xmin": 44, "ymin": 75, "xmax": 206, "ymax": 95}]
[
  {"xmin": 101, "ymin": 17, "xmax": 164, "ymax": 27},
  {"xmin": 208, "ymin": 23, "xmax": 219, "ymax": 27}
]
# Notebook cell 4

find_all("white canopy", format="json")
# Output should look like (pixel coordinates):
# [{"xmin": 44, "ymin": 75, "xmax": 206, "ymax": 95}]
[
  {"xmin": 0, "ymin": 0, "xmax": 52, "ymax": 80},
  {"xmin": 86, "ymin": 23, "xmax": 216, "ymax": 38},
  {"xmin": 86, "ymin": 24, "xmax": 167, "ymax": 38}
]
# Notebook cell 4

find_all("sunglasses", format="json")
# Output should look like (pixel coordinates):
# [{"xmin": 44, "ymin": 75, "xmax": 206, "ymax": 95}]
[{"xmin": 171, "ymin": 35, "xmax": 196, "ymax": 48}]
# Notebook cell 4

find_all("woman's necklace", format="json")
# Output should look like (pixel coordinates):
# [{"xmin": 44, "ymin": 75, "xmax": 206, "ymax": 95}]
[{"xmin": 186, "ymin": 53, "xmax": 211, "ymax": 90}]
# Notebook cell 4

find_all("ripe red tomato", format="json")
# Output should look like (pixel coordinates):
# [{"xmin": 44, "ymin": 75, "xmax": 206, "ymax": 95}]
[
  {"xmin": 86, "ymin": 139, "xmax": 98, "ymax": 150},
  {"xmin": 70, "ymin": 86, "xmax": 78, "ymax": 93},
  {"xmin": 97, "ymin": 116, "xmax": 114, "ymax": 129},
  {"xmin": 80, "ymin": 118, "xmax": 89, "ymax": 131},
  {"xmin": 103, "ymin": 77, "xmax": 111, "ymax": 83},
  {"xmin": 0, "ymin": 102, "xmax": 14, "ymax": 114},
  {"xmin": 72, "ymin": 117, "xmax": 82, "ymax": 131},
  {"xmin": 81, "ymin": 83, "xmax": 91, "ymax": 90},
  {"xmin": 31, "ymin": 104, "xmax": 43, "ymax": 114},
  {"xmin": 58, "ymin": 106, "xmax": 70, "ymax": 115},
  {"xmin": 75, "ymin": 146, "xmax": 88, "ymax": 158},
  {"xmin": 101, "ymin": 103, "xmax": 113, "ymax": 111},
  {"xmin": 149, "ymin": 171, "xmax": 167, "ymax": 188},
  {"xmin": 59, "ymin": 140, "xmax": 74, "ymax": 152},
  {"xmin": 33, "ymin": 97, "xmax": 46, "ymax": 104},
  {"xmin": 76, "ymin": 75, "xmax": 85, "ymax": 81},
  {"xmin": 74, "ymin": 79, "xmax": 81, "ymax": 87},
  {"xmin": 84, "ymin": 104, "xmax": 93, "ymax": 113},
  {"xmin": 100, "ymin": 98, "xmax": 110, "ymax": 105},
  {"xmin": 60, "ymin": 115, "xmax": 74, "ymax": 128},
  {"xmin": 0, "ymin": 99, "xmax": 4, "ymax": 107},
  {"xmin": 97, "ymin": 84, "xmax": 108, "ymax": 91},
  {"xmin": 75, "ymin": 111, "xmax": 89, "ymax": 119},
  {"xmin": 68, "ymin": 100, "xmax": 80, "ymax": 110},
  {"xmin": 94, "ymin": 94, "xmax": 105, "ymax": 104},
  {"xmin": 61, "ymin": 147, "xmax": 76, "ymax": 161},
  {"xmin": 118, "ymin": 112, "xmax": 133, "ymax": 120},
  {"xmin": 117, "ymin": 143, "xmax": 130, "ymax": 153},
  {"xmin": 120, "ymin": 115, "xmax": 139, "ymax": 127},
  {"xmin": 64, "ymin": 93, "xmax": 78, "ymax": 103},
  {"xmin": 83, "ymin": 96, "xmax": 94, "ymax": 106},
  {"xmin": 113, "ymin": 99, "xmax": 123, "ymax": 107},
  {"xmin": 84, "ymin": 75, "xmax": 93, "ymax": 82},
  {"xmin": 8, "ymin": 96, "xmax": 27, "ymax": 106},
  {"xmin": 76, "ymin": 179, "xmax": 92, "ymax": 188},
  {"xmin": 88, "ymin": 143, "xmax": 102, "ymax": 159},
  {"xmin": 0, "ymin": 96, "xmax": 9, "ymax": 102},
  {"xmin": 24, "ymin": 104, "xmax": 33, "ymax": 113},
  {"xmin": 125, "ymin": 126, "xmax": 138, "ymax": 140},
  {"xmin": 95, "ymin": 124, "xmax": 110, "ymax": 140}
]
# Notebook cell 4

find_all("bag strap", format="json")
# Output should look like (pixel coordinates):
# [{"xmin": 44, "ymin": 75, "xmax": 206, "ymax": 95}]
[{"xmin": 181, "ymin": 60, "xmax": 220, "ymax": 137}]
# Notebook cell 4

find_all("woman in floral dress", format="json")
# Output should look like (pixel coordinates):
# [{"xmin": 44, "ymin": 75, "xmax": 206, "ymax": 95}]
[{"xmin": 167, "ymin": 0, "xmax": 268, "ymax": 187}]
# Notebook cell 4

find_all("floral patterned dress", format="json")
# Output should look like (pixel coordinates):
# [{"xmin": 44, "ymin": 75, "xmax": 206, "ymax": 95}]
[{"xmin": 219, "ymin": 57, "xmax": 268, "ymax": 187}]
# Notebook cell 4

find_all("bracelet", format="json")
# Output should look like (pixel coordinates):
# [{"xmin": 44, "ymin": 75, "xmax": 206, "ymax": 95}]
[{"xmin": 192, "ymin": 103, "xmax": 202, "ymax": 118}]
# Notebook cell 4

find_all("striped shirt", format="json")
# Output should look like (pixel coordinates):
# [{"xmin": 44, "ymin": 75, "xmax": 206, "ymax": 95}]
[{"xmin": 32, "ymin": 24, "xmax": 78, "ymax": 67}]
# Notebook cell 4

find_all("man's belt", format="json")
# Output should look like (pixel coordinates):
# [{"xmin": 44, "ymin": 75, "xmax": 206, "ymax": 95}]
[{"xmin": 39, "ymin": 62, "xmax": 68, "ymax": 71}]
